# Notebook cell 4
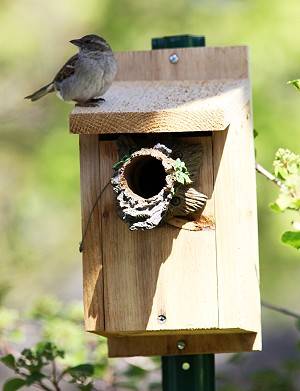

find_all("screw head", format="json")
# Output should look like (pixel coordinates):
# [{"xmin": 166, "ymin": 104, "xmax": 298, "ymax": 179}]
[
  {"xmin": 171, "ymin": 196, "xmax": 181, "ymax": 206},
  {"xmin": 169, "ymin": 53, "xmax": 179, "ymax": 64},
  {"xmin": 182, "ymin": 362, "xmax": 190, "ymax": 370},
  {"xmin": 157, "ymin": 314, "xmax": 167, "ymax": 324},
  {"xmin": 177, "ymin": 340, "xmax": 186, "ymax": 350}
]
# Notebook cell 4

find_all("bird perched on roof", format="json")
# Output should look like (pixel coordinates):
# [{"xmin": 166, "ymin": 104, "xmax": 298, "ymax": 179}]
[{"xmin": 25, "ymin": 34, "xmax": 117, "ymax": 107}]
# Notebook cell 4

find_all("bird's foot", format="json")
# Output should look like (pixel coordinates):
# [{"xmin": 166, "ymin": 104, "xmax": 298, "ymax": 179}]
[{"xmin": 75, "ymin": 98, "xmax": 105, "ymax": 107}]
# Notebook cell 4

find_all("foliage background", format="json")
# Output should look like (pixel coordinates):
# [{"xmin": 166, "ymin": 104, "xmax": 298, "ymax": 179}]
[{"xmin": 1, "ymin": 0, "xmax": 300, "ymax": 388}]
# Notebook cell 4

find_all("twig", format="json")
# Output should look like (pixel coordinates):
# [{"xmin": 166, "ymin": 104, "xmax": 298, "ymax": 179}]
[
  {"xmin": 32, "ymin": 385, "xmax": 47, "ymax": 391},
  {"xmin": 51, "ymin": 360, "xmax": 60, "ymax": 391},
  {"xmin": 79, "ymin": 181, "xmax": 110, "ymax": 253},
  {"xmin": 255, "ymin": 162, "xmax": 286, "ymax": 190},
  {"xmin": 36, "ymin": 380, "xmax": 55, "ymax": 391},
  {"xmin": 56, "ymin": 369, "xmax": 67, "ymax": 384},
  {"xmin": 16, "ymin": 370, "xmax": 54, "ymax": 391},
  {"xmin": 262, "ymin": 300, "xmax": 300, "ymax": 319}
]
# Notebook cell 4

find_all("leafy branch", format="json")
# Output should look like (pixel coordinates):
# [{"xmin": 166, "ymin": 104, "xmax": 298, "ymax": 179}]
[
  {"xmin": 0, "ymin": 342, "xmax": 98, "ymax": 391},
  {"xmin": 173, "ymin": 158, "xmax": 192, "ymax": 185},
  {"xmin": 256, "ymin": 148, "xmax": 300, "ymax": 249},
  {"xmin": 255, "ymin": 162, "xmax": 286, "ymax": 190}
]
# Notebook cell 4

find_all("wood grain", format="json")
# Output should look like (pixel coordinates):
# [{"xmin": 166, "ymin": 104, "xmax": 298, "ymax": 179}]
[
  {"xmin": 76, "ymin": 44, "xmax": 262, "ymax": 356},
  {"xmin": 98, "ymin": 136, "xmax": 217, "ymax": 334},
  {"xmin": 114, "ymin": 46, "xmax": 249, "ymax": 81},
  {"xmin": 70, "ymin": 46, "xmax": 250, "ymax": 135},
  {"xmin": 79, "ymin": 135, "xmax": 104, "ymax": 331},
  {"xmin": 212, "ymin": 102, "xmax": 261, "ymax": 350},
  {"xmin": 70, "ymin": 79, "xmax": 249, "ymax": 134},
  {"xmin": 107, "ymin": 332, "xmax": 257, "ymax": 357}
]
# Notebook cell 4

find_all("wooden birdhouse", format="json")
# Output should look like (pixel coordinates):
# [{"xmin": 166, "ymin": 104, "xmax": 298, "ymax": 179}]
[{"xmin": 70, "ymin": 44, "xmax": 261, "ymax": 357}]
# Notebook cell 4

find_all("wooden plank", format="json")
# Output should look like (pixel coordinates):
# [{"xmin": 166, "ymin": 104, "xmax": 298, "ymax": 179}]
[
  {"xmin": 107, "ymin": 332, "xmax": 258, "ymax": 357},
  {"xmin": 99, "ymin": 136, "xmax": 218, "ymax": 335},
  {"xmin": 79, "ymin": 135, "xmax": 104, "ymax": 332},
  {"xmin": 212, "ymin": 100, "xmax": 261, "ymax": 349},
  {"xmin": 114, "ymin": 46, "xmax": 249, "ymax": 81},
  {"xmin": 70, "ymin": 46, "xmax": 250, "ymax": 135},
  {"xmin": 70, "ymin": 79, "xmax": 249, "ymax": 135}
]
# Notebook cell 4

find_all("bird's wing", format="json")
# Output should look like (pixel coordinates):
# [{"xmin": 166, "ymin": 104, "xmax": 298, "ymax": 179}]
[{"xmin": 53, "ymin": 54, "xmax": 78, "ymax": 83}]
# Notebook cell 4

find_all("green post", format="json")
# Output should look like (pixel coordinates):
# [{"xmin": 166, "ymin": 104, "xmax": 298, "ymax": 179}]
[
  {"xmin": 162, "ymin": 355, "xmax": 215, "ymax": 391},
  {"xmin": 151, "ymin": 34, "xmax": 215, "ymax": 391}
]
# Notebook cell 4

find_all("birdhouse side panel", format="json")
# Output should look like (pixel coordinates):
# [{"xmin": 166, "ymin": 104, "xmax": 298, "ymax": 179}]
[
  {"xmin": 79, "ymin": 135, "xmax": 105, "ymax": 332},
  {"xmin": 213, "ymin": 102, "xmax": 261, "ymax": 349}
]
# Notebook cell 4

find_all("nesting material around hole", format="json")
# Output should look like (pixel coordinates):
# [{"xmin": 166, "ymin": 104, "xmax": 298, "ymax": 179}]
[{"xmin": 111, "ymin": 142, "xmax": 209, "ymax": 230}]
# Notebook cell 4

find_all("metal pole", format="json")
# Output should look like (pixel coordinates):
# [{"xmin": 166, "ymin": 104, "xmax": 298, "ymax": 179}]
[
  {"xmin": 162, "ymin": 355, "xmax": 215, "ymax": 391},
  {"xmin": 151, "ymin": 34, "xmax": 215, "ymax": 391}
]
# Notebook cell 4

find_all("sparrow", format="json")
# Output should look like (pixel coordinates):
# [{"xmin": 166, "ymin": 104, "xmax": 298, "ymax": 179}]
[{"xmin": 25, "ymin": 34, "xmax": 117, "ymax": 107}]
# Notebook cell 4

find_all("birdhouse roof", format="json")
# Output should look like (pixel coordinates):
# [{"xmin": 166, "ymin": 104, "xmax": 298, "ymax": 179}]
[
  {"xmin": 70, "ymin": 78, "xmax": 249, "ymax": 134},
  {"xmin": 69, "ymin": 46, "xmax": 250, "ymax": 134}
]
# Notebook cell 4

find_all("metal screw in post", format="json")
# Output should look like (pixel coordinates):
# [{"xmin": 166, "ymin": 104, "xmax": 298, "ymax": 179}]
[
  {"xmin": 169, "ymin": 53, "xmax": 179, "ymax": 64},
  {"xmin": 158, "ymin": 314, "xmax": 167, "ymax": 324},
  {"xmin": 177, "ymin": 340, "xmax": 186, "ymax": 351}
]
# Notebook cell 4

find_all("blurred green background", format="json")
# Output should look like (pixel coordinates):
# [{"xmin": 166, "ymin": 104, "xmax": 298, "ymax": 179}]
[{"xmin": 0, "ymin": 0, "xmax": 300, "ymax": 387}]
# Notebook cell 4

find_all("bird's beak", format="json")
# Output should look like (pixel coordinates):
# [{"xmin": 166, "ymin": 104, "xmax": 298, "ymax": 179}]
[{"xmin": 70, "ymin": 39, "xmax": 82, "ymax": 47}]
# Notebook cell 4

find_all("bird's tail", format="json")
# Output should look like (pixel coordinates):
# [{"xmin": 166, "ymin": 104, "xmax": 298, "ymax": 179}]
[{"xmin": 25, "ymin": 82, "xmax": 55, "ymax": 101}]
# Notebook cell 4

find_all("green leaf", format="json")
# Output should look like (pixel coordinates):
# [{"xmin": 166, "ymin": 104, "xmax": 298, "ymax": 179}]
[
  {"xmin": 3, "ymin": 378, "xmax": 26, "ymax": 391},
  {"xmin": 253, "ymin": 129, "xmax": 258, "ymax": 138},
  {"xmin": 269, "ymin": 202, "xmax": 282, "ymax": 213},
  {"xmin": 182, "ymin": 173, "xmax": 192, "ymax": 184},
  {"xmin": 67, "ymin": 363, "xmax": 95, "ymax": 377},
  {"xmin": 277, "ymin": 166, "xmax": 289, "ymax": 180},
  {"xmin": 281, "ymin": 231, "xmax": 300, "ymax": 250},
  {"xmin": 174, "ymin": 158, "xmax": 182, "ymax": 169},
  {"xmin": 35, "ymin": 341, "xmax": 65, "ymax": 361},
  {"xmin": 176, "ymin": 174, "xmax": 185, "ymax": 184},
  {"xmin": 25, "ymin": 372, "xmax": 46, "ymax": 385},
  {"xmin": 174, "ymin": 158, "xmax": 192, "ymax": 185},
  {"xmin": 273, "ymin": 148, "xmax": 300, "ymax": 180},
  {"xmin": 1, "ymin": 354, "xmax": 16, "ymax": 369},
  {"xmin": 287, "ymin": 79, "xmax": 300, "ymax": 91}
]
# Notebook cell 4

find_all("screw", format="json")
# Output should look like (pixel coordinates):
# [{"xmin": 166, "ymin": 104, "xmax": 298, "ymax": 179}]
[
  {"xmin": 171, "ymin": 196, "xmax": 181, "ymax": 206},
  {"xmin": 157, "ymin": 314, "xmax": 167, "ymax": 324},
  {"xmin": 169, "ymin": 53, "xmax": 179, "ymax": 64},
  {"xmin": 182, "ymin": 362, "xmax": 190, "ymax": 370},
  {"xmin": 177, "ymin": 340, "xmax": 186, "ymax": 350}
]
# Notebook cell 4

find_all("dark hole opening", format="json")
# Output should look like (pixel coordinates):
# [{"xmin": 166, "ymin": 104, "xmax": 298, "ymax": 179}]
[{"xmin": 124, "ymin": 156, "xmax": 167, "ymax": 199}]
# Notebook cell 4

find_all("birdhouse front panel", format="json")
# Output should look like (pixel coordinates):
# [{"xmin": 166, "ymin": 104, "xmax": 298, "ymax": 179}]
[
  {"xmin": 72, "ymin": 46, "xmax": 261, "ymax": 357},
  {"xmin": 98, "ymin": 135, "xmax": 217, "ymax": 334}
]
